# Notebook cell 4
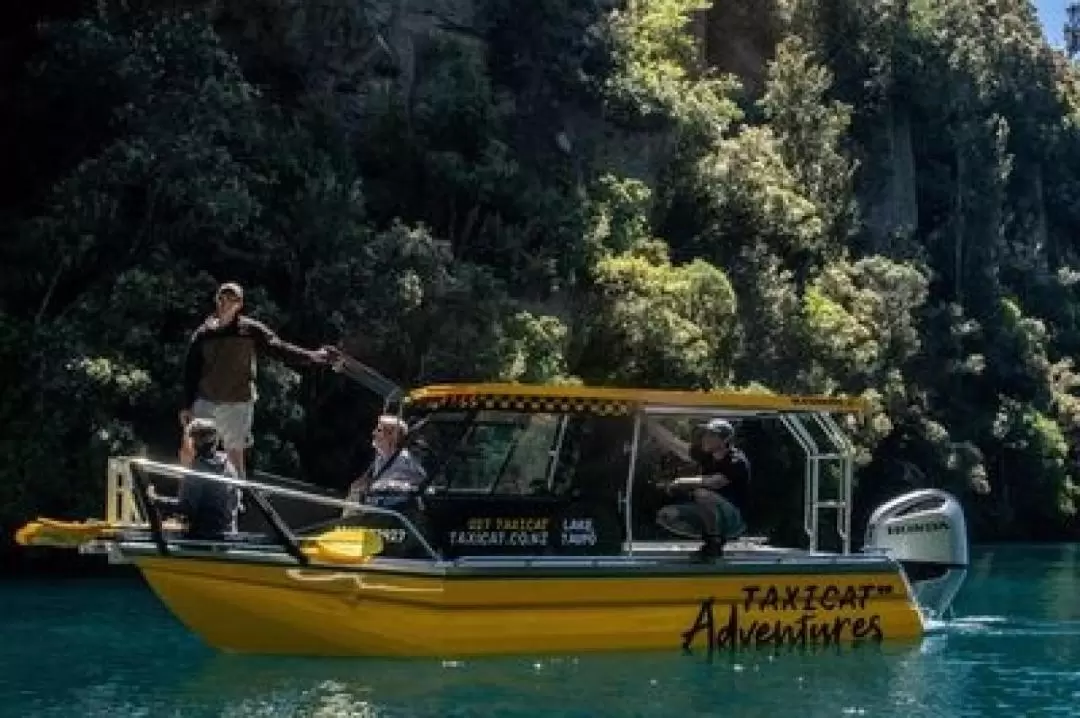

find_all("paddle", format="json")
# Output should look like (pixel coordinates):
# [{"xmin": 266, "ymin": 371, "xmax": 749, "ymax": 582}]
[{"xmin": 299, "ymin": 526, "xmax": 386, "ymax": 564}]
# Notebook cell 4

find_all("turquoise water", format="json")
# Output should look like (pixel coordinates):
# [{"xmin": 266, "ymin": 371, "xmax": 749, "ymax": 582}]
[{"xmin": 2, "ymin": 544, "xmax": 1079, "ymax": 717}]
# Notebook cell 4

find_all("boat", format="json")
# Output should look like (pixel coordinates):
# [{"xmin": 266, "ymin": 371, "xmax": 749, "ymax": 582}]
[{"xmin": 14, "ymin": 359, "xmax": 970, "ymax": 658}]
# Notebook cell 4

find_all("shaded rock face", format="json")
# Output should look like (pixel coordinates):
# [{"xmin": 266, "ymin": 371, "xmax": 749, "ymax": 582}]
[
  {"xmin": 207, "ymin": 0, "xmax": 787, "ymax": 159},
  {"xmin": 692, "ymin": 0, "xmax": 786, "ymax": 99},
  {"xmin": 566, "ymin": 0, "xmax": 788, "ymax": 187},
  {"xmin": 206, "ymin": 0, "xmax": 800, "ymax": 194},
  {"xmin": 862, "ymin": 105, "xmax": 919, "ymax": 251},
  {"xmin": 208, "ymin": 0, "xmax": 480, "ymax": 125},
  {"xmin": 384, "ymin": 0, "xmax": 480, "ymax": 102}
]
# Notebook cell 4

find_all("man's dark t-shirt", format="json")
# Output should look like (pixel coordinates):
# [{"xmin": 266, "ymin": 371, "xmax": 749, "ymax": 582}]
[{"xmin": 690, "ymin": 444, "xmax": 751, "ymax": 513}]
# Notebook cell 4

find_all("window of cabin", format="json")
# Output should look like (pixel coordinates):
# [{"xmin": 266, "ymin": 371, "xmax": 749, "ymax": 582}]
[
  {"xmin": 412, "ymin": 411, "xmax": 564, "ymax": 495},
  {"xmin": 554, "ymin": 415, "xmax": 635, "ymax": 500}
]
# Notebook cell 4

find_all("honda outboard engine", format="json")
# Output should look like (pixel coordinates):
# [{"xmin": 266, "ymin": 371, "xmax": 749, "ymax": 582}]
[{"xmin": 863, "ymin": 488, "xmax": 969, "ymax": 619}]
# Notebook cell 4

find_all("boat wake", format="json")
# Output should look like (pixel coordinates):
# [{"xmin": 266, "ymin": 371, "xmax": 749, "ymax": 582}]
[{"xmin": 924, "ymin": 614, "xmax": 1080, "ymax": 638}]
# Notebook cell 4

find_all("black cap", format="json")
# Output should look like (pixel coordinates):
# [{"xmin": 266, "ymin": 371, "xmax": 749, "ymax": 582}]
[
  {"xmin": 700, "ymin": 418, "xmax": 735, "ymax": 439},
  {"xmin": 186, "ymin": 418, "xmax": 219, "ymax": 449}
]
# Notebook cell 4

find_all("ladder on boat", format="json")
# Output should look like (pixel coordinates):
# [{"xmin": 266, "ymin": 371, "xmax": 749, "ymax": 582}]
[
  {"xmin": 780, "ymin": 413, "xmax": 855, "ymax": 554},
  {"xmin": 106, "ymin": 457, "xmax": 144, "ymax": 527}
]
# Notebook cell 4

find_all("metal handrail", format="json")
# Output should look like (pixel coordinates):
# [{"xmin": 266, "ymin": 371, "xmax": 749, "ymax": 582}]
[
  {"xmin": 780, "ymin": 414, "xmax": 820, "ymax": 549},
  {"xmin": 623, "ymin": 412, "xmax": 644, "ymax": 556},
  {"xmin": 779, "ymin": 413, "xmax": 857, "ymax": 554},
  {"xmin": 127, "ymin": 461, "xmax": 170, "ymax": 556},
  {"xmin": 125, "ymin": 458, "xmax": 442, "ymax": 562},
  {"xmin": 812, "ymin": 412, "xmax": 856, "ymax": 553}
]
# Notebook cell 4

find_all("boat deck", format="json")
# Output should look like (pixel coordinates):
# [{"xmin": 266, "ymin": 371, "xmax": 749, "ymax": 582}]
[{"xmin": 90, "ymin": 528, "xmax": 897, "ymax": 578}]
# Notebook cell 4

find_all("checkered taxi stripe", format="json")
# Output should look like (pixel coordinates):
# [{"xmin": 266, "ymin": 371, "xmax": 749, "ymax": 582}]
[{"xmin": 407, "ymin": 393, "xmax": 634, "ymax": 416}]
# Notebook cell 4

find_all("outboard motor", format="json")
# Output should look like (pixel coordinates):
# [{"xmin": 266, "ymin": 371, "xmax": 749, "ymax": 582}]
[{"xmin": 863, "ymin": 488, "xmax": 969, "ymax": 619}]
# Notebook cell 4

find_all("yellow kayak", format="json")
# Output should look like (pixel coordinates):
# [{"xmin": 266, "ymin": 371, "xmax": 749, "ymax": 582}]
[{"xmin": 15, "ymin": 518, "xmax": 120, "ymax": 548}]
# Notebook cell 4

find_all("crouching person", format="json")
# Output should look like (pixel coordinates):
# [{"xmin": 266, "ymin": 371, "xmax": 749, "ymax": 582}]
[
  {"xmin": 156, "ymin": 418, "xmax": 240, "ymax": 541},
  {"xmin": 648, "ymin": 417, "xmax": 751, "ymax": 561}
]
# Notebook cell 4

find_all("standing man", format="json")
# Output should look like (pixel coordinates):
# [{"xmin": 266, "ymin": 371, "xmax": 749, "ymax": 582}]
[
  {"xmin": 646, "ymin": 417, "xmax": 751, "ymax": 561},
  {"xmin": 180, "ymin": 281, "xmax": 334, "ymax": 479}
]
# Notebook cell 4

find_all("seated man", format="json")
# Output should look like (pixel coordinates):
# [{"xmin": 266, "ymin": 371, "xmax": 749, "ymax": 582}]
[
  {"xmin": 343, "ymin": 414, "xmax": 427, "ymax": 517},
  {"xmin": 154, "ymin": 418, "xmax": 240, "ymax": 540},
  {"xmin": 645, "ymin": 417, "xmax": 750, "ymax": 561}
]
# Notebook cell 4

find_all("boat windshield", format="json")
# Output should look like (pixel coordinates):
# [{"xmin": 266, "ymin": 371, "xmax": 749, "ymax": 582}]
[
  {"xmin": 381, "ymin": 408, "xmax": 632, "ymax": 557},
  {"xmin": 408, "ymin": 410, "xmax": 566, "ymax": 495}
]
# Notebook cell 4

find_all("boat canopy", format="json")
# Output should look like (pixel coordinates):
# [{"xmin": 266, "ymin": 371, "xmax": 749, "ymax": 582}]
[
  {"xmin": 395, "ymin": 383, "xmax": 862, "ymax": 556},
  {"xmin": 404, "ymin": 383, "xmax": 868, "ymax": 417}
]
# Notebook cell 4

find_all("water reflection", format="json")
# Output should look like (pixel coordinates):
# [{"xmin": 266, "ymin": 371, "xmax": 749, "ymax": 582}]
[{"xmin": 159, "ymin": 642, "xmax": 933, "ymax": 718}]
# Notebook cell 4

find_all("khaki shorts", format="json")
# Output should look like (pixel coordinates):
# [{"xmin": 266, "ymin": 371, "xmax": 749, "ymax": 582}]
[{"xmin": 192, "ymin": 398, "xmax": 254, "ymax": 451}]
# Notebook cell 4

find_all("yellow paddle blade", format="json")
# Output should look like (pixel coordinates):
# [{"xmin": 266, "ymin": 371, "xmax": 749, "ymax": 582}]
[
  {"xmin": 14, "ymin": 518, "xmax": 118, "ymax": 548},
  {"xmin": 300, "ymin": 527, "xmax": 385, "ymax": 564}
]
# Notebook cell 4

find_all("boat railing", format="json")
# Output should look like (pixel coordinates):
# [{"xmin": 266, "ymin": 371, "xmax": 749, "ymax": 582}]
[
  {"xmin": 777, "ymin": 411, "xmax": 855, "ymax": 554},
  {"xmin": 110, "ymin": 457, "xmax": 442, "ymax": 563},
  {"xmin": 106, "ymin": 456, "xmax": 145, "ymax": 527}
]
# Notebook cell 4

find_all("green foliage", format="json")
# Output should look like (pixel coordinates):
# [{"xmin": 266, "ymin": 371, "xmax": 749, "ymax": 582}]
[
  {"xmin": 691, "ymin": 125, "xmax": 823, "ymax": 267},
  {"xmin": 603, "ymin": 0, "xmax": 742, "ymax": 135},
  {"xmin": 574, "ymin": 240, "xmax": 737, "ymax": 388},
  {"xmin": 760, "ymin": 35, "xmax": 858, "ymax": 253},
  {"xmin": 993, "ymin": 400, "xmax": 1080, "ymax": 534},
  {"xmin": 802, "ymin": 256, "xmax": 928, "ymax": 391},
  {"xmin": 583, "ymin": 173, "xmax": 655, "ymax": 259},
  {"xmin": 497, "ymin": 311, "xmax": 572, "ymax": 383}
]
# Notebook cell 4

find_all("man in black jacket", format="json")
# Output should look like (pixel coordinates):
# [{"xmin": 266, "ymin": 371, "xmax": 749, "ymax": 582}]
[
  {"xmin": 179, "ymin": 282, "xmax": 334, "ymax": 479},
  {"xmin": 647, "ymin": 417, "xmax": 751, "ymax": 561},
  {"xmin": 155, "ymin": 418, "xmax": 239, "ymax": 540}
]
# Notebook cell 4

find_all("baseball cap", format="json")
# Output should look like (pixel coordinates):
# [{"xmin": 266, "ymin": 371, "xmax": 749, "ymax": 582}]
[
  {"xmin": 186, "ymin": 418, "xmax": 219, "ymax": 448},
  {"xmin": 216, "ymin": 282, "xmax": 244, "ymax": 300},
  {"xmin": 700, "ymin": 418, "xmax": 735, "ymax": 439}
]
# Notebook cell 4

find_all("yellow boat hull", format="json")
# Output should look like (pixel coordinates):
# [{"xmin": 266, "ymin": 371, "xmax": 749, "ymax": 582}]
[{"xmin": 134, "ymin": 556, "xmax": 924, "ymax": 658}]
